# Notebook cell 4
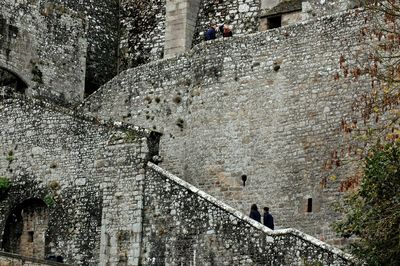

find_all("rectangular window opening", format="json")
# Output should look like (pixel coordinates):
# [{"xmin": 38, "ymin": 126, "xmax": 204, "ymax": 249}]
[
  {"xmin": 307, "ymin": 198, "xmax": 313, "ymax": 213},
  {"xmin": 28, "ymin": 231, "xmax": 34, "ymax": 242}
]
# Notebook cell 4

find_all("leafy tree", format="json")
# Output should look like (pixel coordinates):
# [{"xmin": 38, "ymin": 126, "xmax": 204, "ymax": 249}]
[
  {"xmin": 331, "ymin": 1, "xmax": 400, "ymax": 264},
  {"xmin": 334, "ymin": 142, "xmax": 400, "ymax": 265}
]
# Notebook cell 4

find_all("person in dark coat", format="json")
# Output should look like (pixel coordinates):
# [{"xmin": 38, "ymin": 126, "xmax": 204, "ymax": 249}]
[
  {"xmin": 205, "ymin": 23, "xmax": 217, "ymax": 41},
  {"xmin": 263, "ymin": 207, "xmax": 274, "ymax": 230},
  {"xmin": 249, "ymin": 204, "xmax": 261, "ymax": 222}
]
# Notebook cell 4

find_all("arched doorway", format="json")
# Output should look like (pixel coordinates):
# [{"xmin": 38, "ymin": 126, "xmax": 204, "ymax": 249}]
[
  {"xmin": 2, "ymin": 198, "xmax": 48, "ymax": 259},
  {"xmin": 0, "ymin": 66, "xmax": 28, "ymax": 95}
]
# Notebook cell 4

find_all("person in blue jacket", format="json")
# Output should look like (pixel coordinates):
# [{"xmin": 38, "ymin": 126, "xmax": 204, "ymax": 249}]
[
  {"xmin": 263, "ymin": 207, "xmax": 274, "ymax": 230},
  {"xmin": 205, "ymin": 23, "xmax": 217, "ymax": 41},
  {"xmin": 249, "ymin": 204, "xmax": 261, "ymax": 222}
]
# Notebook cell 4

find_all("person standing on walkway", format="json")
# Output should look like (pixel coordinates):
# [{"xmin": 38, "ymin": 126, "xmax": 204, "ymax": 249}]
[
  {"xmin": 221, "ymin": 24, "xmax": 233, "ymax": 38},
  {"xmin": 249, "ymin": 204, "xmax": 261, "ymax": 222},
  {"xmin": 205, "ymin": 23, "xmax": 217, "ymax": 41},
  {"xmin": 263, "ymin": 207, "xmax": 274, "ymax": 230}
]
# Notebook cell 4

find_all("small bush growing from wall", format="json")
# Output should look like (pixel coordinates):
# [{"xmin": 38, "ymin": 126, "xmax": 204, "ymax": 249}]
[
  {"xmin": 0, "ymin": 176, "xmax": 11, "ymax": 192},
  {"xmin": 44, "ymin": 194, "xmax": 55, "ymax": 208}
]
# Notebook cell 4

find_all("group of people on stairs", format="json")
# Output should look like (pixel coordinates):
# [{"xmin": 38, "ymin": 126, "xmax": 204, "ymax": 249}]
[{"xmin": 249, "ymin": 204, "xmax": 274, "ymax": 230}]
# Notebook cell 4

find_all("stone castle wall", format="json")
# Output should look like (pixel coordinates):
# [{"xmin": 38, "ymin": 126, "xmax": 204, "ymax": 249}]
[
  {"xmin": 192, "ymin": 0, "xmax": 261, "ymax": 45},
  {"xmin": 116, "ymin": 0, "xmax": 365, "ymax": 68},
  {"xmin": 164, "ymin": 0, "xmax": 201, "ymax": 58},
  {"xmin": 51, "ymin": 0, "xmax": 120, "ymax": 92},
  {"xmin": 0, "ymin": 0, "xmax": 362, "ymax": 100},
  {"xmin": 141, "ymin": 163, "xmax": 352, "ymax": 265},
  {"xmin": 0, "ymin": 0, "xmax": 86, "ymax": 105},
  {"xmin": 0, "ymin": 93, "xmax": 352, "ymax": 265},
  {"xmin": 0, "ymin": 0, "xmax": 375, "ymax": 264},
  {"xmin": 0, "ymin": 94, "xmax": 152, "ymax": 264},
  {"xmin": 119, "ymin": 0, "xmax": 166, "ymax": 70},
  {"xmin": 0, "ymin": 90, "xmax": 352, "ymax": 265},
  {"xmin": 118, "ymin": 0, "xmax": 263, "ymax": 68},
  {"xmin": 83, "ymin": 8, "xmax": 372, "ymax": 243},
  {"xmin": 302, "ymin": 0, "xmax": 361, "ymax": 17}
]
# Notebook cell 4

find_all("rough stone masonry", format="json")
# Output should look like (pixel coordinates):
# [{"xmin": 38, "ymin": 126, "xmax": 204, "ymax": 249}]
[
  {"xmin": 0, "ymin": 0, "xmax": 374, "ymax": 265},
  {"xmin": 83, "ymin": 6, "xmax": 373, "ymax": 245}
]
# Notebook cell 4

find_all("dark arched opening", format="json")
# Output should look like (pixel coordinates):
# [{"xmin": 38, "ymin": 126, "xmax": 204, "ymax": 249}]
[
  {"xmin": 2, "ymin": 198, "xmax": 48, "ymax": 258},
  {"xmin": 0, "ymin": 67, "xmax": 28, "ymax": 95}
]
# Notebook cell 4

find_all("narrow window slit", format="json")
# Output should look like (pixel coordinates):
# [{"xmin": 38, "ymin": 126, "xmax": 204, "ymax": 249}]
[{"xmin": 307, "ymin": 198, "xmax": 313, "ymax": 213}]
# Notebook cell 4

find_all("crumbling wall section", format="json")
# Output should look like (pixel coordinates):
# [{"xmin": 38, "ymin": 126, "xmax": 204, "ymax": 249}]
[
  {"xmin": 141, "ymin": 163, "xmax": 352, "ymax": 265},
  {"xmin": 0, "ymin": 0, "xmax": 86, "ymax": 105}
]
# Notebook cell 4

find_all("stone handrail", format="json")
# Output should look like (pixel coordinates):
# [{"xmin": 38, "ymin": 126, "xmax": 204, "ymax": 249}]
[{"xmin": 147, "ymin": 162, "xmax": 355, "ymax": 263}]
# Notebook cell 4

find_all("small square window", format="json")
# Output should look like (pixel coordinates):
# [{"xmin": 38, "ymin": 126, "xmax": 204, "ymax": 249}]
[{"xmin": 267, "ymin": 16, "xmax": 282, "ymax": 29}]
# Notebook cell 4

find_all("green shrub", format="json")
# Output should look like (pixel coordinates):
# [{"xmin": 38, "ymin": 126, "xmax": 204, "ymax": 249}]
[
  {"xmin": 44, "ymin": 194, "xmax": 55, "ymax": 208},
  {"xmin": 334, "ymin": 142, "xmax": 400, "ymax": 265},
  {"xmin": 0, "ymin": 177, "xmax": 10, "ymax": 190}
]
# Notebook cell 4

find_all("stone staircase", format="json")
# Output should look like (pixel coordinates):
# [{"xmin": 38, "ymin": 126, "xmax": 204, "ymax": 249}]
[{"xmin": 138, "ymin": 162, "xmax": 355, "ymax": 265}]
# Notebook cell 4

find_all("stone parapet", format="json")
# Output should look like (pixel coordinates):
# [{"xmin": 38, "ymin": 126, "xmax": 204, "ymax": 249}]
[{"xmin": 141, "ymin": 162, "xmax": 354, "ymax": 265}]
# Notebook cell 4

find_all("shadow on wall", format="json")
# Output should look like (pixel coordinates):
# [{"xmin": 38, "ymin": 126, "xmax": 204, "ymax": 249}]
[{"xmin": 0, "ymin": 67, "xmax": 28, "ymax": 97}]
